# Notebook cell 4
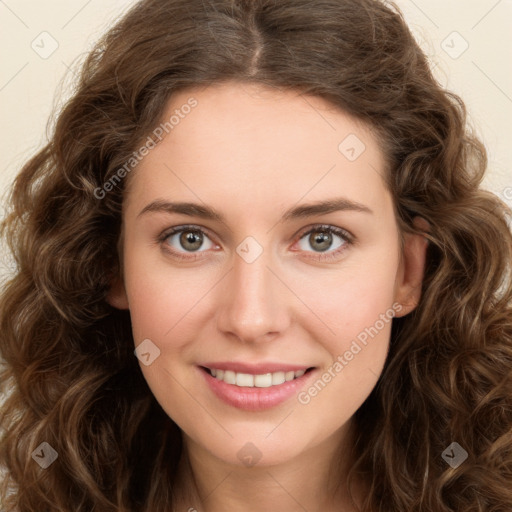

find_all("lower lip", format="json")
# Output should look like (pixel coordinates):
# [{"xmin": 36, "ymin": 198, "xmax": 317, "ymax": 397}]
[{"xmin": 198, "ymin": 366, "xmax": 316, "ymax": 411}]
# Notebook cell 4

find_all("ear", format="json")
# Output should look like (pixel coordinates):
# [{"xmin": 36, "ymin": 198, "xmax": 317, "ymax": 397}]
[
  {"xmin": 106, "ymin": 273, "xmax": 130, "ymax": 310},
  {"xmin": 106, "ymin": 229, "xmax": 129, "ymax": 310},
  {"xmin": 394, "ymin": 216, "xmax": 430, "ymax": 317}
]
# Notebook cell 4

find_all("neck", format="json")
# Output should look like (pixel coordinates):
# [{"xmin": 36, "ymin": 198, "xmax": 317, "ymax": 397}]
[{"xmin": 172, "ymin": 420, "xmax": 366, "ymax": 512}]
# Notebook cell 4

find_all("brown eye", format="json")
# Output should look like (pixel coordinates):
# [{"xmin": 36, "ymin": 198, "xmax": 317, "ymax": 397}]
[
  {"xmin": 298, "ymin": 226, "xmax": 347, "ymax": 253},
  {"xmin": 295, "ymin": 224, "xmax": 353, "ymax": 262},
  {"xmin": 178, "ymin": 230, "xmax": 204, "ymax": 251},
  {"xmin": 161, "ymin": 226, "xmax": 216, "ymax": 257},
  {"xmin": 308, "ymin": 230, "xmax": 333, "ymax": 252}
]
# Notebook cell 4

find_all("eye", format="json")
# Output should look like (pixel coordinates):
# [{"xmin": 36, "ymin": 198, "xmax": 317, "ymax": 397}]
[
  {"xmin": 159, "ymin": 225, "xmax": 218, "ymax": 260},
  {"xmin": 294, "ymin": 224, "xmax": 353, "ymax": 261},
  {"xmin": 158, "ymin": 223, "xmax": 353, "ymax": 262}
]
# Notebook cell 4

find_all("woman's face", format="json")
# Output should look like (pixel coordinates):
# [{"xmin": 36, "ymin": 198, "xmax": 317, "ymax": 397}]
[{"xmin": 109, "ymin": 81, "xmax": 427, "ymax": 469}]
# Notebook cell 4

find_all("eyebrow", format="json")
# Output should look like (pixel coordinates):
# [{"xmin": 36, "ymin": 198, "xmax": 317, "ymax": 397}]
[{"xmin": 137, "ymin": 197, "xmax": 373, "ymax": 222}]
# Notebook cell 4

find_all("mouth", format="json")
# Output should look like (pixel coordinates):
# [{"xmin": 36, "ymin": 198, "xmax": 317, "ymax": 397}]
[
  {"xmin": 197, "ymin": 363, "xmax": 317, "ymax": 411},
  {"xmin": 199, "ymin": 366, "xmax": 315, "ymax": 388}
]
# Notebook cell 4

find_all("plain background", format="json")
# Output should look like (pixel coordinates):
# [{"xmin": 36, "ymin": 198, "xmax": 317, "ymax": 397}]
[{"xmin": 0, "ymin": 0, "xmax": 511, "ymax": 275}]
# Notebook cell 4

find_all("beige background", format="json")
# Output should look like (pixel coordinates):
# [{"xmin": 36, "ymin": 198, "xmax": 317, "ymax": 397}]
[{"xmin": 0, "ymin": 0, "xmax": 511, "ymax": 270}]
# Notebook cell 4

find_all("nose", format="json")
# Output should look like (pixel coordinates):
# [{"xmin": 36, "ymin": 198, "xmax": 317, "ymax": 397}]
[{"xmin": 215, "ymin": 246, "xmax": 291, "ymax": 344}]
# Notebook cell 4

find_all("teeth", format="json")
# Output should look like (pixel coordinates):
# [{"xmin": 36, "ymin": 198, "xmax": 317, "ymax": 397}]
[
  {"xmin": 254, "ymin": 373, "xmax": 272, "ymax": 387},
  {"xmin": 236, "ymin": 373, "xmax": 254, "ymax": 387},
  {"xmin": 271, "ymin": 371, "xmax": 285, "ymax": 385},
  {"xmin": 224, "ymin": 370, "xmax": 236, "ymax": 384},
  {"xmin": 208, "ymin": 368, "xmax": 309, "ymax": 387}
]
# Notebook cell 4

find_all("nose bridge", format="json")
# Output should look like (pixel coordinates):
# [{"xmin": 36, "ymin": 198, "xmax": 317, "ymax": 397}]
[{"xmin": 215, "ymin": 237, "xmax": 290, "ymax": 343}]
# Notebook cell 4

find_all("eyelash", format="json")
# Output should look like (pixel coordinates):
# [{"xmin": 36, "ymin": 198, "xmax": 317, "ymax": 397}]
[{"xmin": 157, "ymin": 224, "xmax": 354, "ymax": 262}]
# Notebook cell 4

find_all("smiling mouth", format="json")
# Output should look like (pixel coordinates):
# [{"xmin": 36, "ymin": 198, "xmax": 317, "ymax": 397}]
[{"xmin": 200, "ymin": 366, "xmax": 315, "ymax": 388}]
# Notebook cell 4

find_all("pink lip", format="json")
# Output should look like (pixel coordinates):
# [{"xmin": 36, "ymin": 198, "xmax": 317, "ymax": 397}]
[
  {"xmin": 197, "ymin": 365, "xmax": 316, "ymax": 411},
  {"xmin": 199, "ymin": 361, "xmax": 312, "ymax": 374}
]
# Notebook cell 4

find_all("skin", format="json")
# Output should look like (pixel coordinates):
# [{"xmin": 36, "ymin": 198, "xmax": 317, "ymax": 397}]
[{"xmin": 108, "ymin": 81, "xmax": 429, "ymax": 511}]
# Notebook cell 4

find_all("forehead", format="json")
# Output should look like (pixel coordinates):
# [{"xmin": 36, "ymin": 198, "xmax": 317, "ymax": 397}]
[{"xmin": 125, "ymin": 81, "xmax": 392, "ymax": 218}]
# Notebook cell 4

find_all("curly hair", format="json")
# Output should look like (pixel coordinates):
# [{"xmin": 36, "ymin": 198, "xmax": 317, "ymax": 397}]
[{"xmin": 1, "ymin": 0, "xmax": 511, "ymax": 510}]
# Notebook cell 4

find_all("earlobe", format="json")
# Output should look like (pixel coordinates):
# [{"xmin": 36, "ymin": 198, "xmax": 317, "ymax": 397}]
[
  {"xmin": 106, "ymin": 274, "xmax": 130, "ymax": 310},
  {"xmin": 394, "ymin": 216, "xmax": 430, "ymax": 317}
]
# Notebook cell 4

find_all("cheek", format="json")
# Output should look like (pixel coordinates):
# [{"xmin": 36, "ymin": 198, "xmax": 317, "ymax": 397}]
[
  {"xmin": 122, "ymin": 249, "xmax": 210, "ymax": 344},
  {"xmin": 294, "ymin": 254, "xmax": 399, "ymax": 348},
  {"xmin": 288, "ymin": 250, "xmax": 400, "ymax": 400},
  {"xmin": 295, "ymin": 270, "xmax": 397, "ymax": 423}
]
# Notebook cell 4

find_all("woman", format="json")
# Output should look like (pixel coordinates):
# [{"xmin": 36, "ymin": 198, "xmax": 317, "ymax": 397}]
[{"xmin": 1, "ymin": 0, "xmax": 511, "ymax": 510}]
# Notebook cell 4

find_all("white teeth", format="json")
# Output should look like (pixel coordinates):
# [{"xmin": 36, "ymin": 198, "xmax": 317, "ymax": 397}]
[
  {"xmin": 271, "ymin": 371, "xmax": 285, "ymax": 385},
  {"xmin": 208, "ymin": 367, "xmax": 309, "ymax": 387},
  {"xmin": 236, "ymin": 373, "xmax": 254, "ymax": 387},
  {"xmin": 224, "ymin": 370, "xmax": 236, "ymax": 384},
  {"xmin": 254, "ymin": 373, "xmax": 272, "ymax": 387}
]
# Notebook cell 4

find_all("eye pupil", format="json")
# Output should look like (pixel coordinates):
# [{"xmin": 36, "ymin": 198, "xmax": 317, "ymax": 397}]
[
  {"xmin": 180, "ymin": 230, "xmax": 203, "ymax": 251},
  {"xmin": 310, "ymin": 231, "xmax": 332, "ymax": 252}
]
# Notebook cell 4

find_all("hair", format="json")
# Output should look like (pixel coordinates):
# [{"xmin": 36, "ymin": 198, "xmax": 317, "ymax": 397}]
[{"xmin": 1, "ymin": 0, "xmax": 511, "ymax": 510}]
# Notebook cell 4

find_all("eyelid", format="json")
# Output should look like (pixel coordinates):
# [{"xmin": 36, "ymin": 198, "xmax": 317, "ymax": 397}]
[
  {"xmin": 159, "ymin": 224, "xmax": 217, "ymax": 243},
  {"xmin": 294, "ymin": 223, "xmax": 353, "ymax": 243}
]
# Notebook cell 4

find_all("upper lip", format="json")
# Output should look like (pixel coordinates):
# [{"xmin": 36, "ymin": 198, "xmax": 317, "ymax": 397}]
[{"xmin": 199, "ymin": 362, "xmax": 314, "ymax": 374}]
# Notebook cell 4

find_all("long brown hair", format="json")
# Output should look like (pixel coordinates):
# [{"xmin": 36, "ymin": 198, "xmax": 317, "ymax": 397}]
[{"xmin": 1, "ymin": 0, "xmax": 511, "ymax": 510}]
